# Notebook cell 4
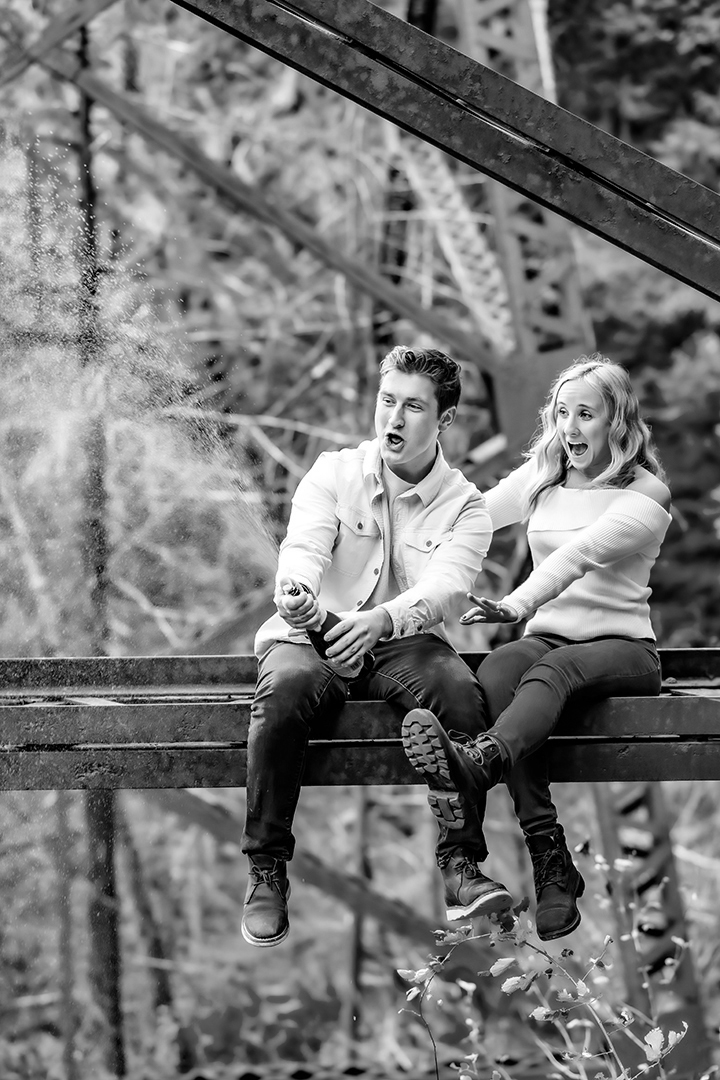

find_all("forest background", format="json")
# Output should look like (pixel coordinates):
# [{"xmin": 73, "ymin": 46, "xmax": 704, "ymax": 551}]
[{"xmin": 0, "ymin": 0, "xmax": 720, "ymax": 1078}]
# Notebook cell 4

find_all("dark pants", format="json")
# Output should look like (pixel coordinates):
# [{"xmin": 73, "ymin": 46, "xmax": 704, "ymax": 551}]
[
  {"xmin": 242, "ymin": 634, "xmax": 489, "ymax": 863},
  {"xmin": 479, "ymin": 633, "xmax": 662, "ymax": 837}
]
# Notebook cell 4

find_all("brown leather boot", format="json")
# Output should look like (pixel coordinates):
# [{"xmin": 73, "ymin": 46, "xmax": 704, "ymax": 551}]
[
  {"xmin": 402, "ymin": 708, "xmax": 505, "ymax": 801},
  {"xmin": 439, "ymin": 848, "xmax": 513, "ymax": 922},
  {"xmin": 527, "ymin": 828, "xmax": 585, "ymax": 941},
  {"xmin": 241, "ymin": 856, "xmax": 290, "ymax": 947}
]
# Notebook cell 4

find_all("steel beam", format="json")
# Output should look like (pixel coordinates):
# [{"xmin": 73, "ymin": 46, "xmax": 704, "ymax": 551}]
[{"xmin": 168, "ymin": 0, "xmax": 720, "ymax": 301}]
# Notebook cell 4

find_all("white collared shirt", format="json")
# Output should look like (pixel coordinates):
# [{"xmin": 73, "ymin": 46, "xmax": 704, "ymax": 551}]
[{"xmin": 254, "ymin": 439, "xmax": 492, "ymax": 659}]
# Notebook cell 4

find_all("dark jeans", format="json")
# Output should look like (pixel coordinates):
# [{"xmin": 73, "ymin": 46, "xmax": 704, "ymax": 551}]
[
  {"xmin": 479, "ymin": 633, "xmax": 662, "ymax": 837},
  {"xmin": 242, "ymin": 634, "xmax": 489, "ymax": 863}
]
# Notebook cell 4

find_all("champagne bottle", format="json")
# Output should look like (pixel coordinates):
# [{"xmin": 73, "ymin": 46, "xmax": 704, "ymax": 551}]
[{"xmin": 284, "ymin": 582, "xmax": 374, "ymax": 680}]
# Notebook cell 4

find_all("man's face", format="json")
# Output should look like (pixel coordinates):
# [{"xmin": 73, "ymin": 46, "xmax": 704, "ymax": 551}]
[{"xmin": 374, "ymin": 369, "xmax": 455, "ymax": 483}]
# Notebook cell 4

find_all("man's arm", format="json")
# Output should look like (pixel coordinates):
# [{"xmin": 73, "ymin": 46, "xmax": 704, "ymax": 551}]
[
  {"xmin": 329, "ymin": 490, "xmax": 493, "ymax": 652},
  {"xmin": 275, "ymin": 453, "xmax": 342, "ymax": 592},
  {"xmin": 382, "ymin": 494, "xmax": 493, "ymax": 637},
  {"xmin": 274, "ymin": 453, "xmax": 341, "ymax": 625}
]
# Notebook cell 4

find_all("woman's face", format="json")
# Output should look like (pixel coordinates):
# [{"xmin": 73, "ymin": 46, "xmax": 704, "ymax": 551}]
[{"xmin": 555, "ymin": 378, "xmax": 612, "ymax": 478}]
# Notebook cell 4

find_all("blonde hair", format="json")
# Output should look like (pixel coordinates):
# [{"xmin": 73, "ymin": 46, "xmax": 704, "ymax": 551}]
[{"xmin": 524, "ymin": 354, "xmax": 666, "ymax": 514}]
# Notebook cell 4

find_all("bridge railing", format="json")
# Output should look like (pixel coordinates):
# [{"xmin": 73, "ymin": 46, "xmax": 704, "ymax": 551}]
[{"xmin": 0, "ymin": 648, "xmax": 717, "ymax": 789}]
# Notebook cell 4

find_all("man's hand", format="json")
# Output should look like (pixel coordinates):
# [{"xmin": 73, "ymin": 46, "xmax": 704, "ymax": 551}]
[
  {"xmin": 459, "ymin": 593, "xmax": 518, "ymax": 625},
  {"xmin": 323, "ymin": 607, "xmax": 391, "ymax": 667},
  {"xmin": 274, "ymin": 577, "xmax": 322, "ymax": 630}
]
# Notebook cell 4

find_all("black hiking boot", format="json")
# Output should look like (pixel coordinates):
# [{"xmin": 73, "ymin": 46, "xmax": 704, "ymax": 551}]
[
  {"xmin": 527, "ymin": 827, "xmax": 585, "ymax": 941},
  {"xmin": 439, "ymin": 849, "xmax": 513, "ymax": 922},
  {"xmin": 402, "ymin": 708, "xmax": 506, "ymax": 803},
  {"xmin": 241, "ymin": 855, "xmax": 290, "ymax": 947}
]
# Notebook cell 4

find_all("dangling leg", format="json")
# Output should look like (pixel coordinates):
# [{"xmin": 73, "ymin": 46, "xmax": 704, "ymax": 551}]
[
  {"xmin": 242, "ymin": 643, "xmax": 346, "ymax": 946},
  {"xmin": 367, "ymin": 635, "xmax": 512, "ymax": 920},
  {"xmin": 401, "ymin": 636, "xmax": 551, "ymax": 829},
  {"xmin": 489, "ymin": 636, "xmax": 661, "ymax": 939},
  {"xmin": 505, "ymin": 749, "xmax": 585, "ymax": 940},
  {"xmin": 473, "ymin": 637, "xmax": 582, "ymax": 937},
  {"xmin": 402, "ymin": 708, "xmax": 512, "ymax": 919}
]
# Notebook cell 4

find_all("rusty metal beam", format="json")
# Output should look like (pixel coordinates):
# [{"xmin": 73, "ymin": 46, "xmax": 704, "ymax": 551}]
[
  {"xmin": 2, "ymin": 736, "xmax": 720, "ymax": 788},
  {"xmin": 168, "ymin": 0, "xmax": 720, "ymax": 301},
  {"xmin": 0, "ymin": 648, "xmax": 715, "ymax": 688}
]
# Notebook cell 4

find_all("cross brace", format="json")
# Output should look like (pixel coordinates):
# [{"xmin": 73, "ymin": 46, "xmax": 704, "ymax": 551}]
[{"xmin": 168, "ymin": 0, "xmax": 720, "ymax": 302}]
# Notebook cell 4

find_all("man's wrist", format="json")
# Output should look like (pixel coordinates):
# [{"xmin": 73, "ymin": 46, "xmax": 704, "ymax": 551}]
[{"xmin": 375, "ymin": 606, "xmax": 393, "ymax": 637}]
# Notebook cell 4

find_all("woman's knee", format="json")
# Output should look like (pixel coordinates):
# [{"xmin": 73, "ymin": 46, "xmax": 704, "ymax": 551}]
[
  {"xmin": 477, "ymin": 638, "xmax": 548, "ymax": 717},
  {"xmin": 514, "ymin": 654, "xmax": 577, "ymax": 703}
]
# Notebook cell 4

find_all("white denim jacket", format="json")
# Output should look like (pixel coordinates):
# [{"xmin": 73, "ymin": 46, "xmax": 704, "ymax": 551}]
[{"xmin": 255, "ymin": 439, "xmax": 492, "ymax": 659}]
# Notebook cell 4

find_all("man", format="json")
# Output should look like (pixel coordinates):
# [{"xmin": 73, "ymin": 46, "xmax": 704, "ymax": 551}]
[{"xmin": 241, "ymin": 345, "xmax": 513, "ymax": 947}]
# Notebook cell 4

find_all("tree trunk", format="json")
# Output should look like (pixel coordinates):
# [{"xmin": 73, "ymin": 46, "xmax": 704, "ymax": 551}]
[
  {"xmin": 116, "ymin": 800, "xmax": 197, "ymax": 1072},
  {"xmin": 85, "ymin": 792, "xmax": 125, "ymax": 1076},
  {"xmin": 54, "ymin": 792, "xmax": 80, "ymax": 1080},
  {"xmin": 76, "ymin": 23, "xmax": 125, "ymax": 1077}
]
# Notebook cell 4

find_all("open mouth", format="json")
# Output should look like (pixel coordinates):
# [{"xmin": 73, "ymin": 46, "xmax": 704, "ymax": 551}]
[
  {"xmin": 385, "ymin": 433, "xmax": 404, "ymax": 449},
  {"xmin": 568, "ymin": 442, "xmax": 588, "ymax": 457}
]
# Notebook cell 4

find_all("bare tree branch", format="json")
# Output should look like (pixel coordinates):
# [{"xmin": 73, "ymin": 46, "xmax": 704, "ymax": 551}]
[{"xmin": 0, "ymin": 0, "xmax": 118, "ymax": 89}]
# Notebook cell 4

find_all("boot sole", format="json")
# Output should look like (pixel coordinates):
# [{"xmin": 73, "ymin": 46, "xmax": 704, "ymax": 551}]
[
  {"xmin": 427, "ymin": 790, "xmax": 465, "ymax": 829},
  {"xmin": 241, "ymin": 920, "xmax": 290, "ymax": 948},
  {"xmin": 447, "ymin": 884, "xmax": 514, "ymax": 922},
  {"xmin": 536, "ymin": 872, "xmax": 586, "ymax": 942},
  {"xmin": 402, "ymin": 711, "xmax": 454, "ymax": 789}
]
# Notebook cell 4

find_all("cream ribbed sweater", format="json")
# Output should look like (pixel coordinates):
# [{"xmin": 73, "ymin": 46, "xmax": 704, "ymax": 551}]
[{"xmin": 484, "ymin": 460, "xmax": 672, "ymax": 641}]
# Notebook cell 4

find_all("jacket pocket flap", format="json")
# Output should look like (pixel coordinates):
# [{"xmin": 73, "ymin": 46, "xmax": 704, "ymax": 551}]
[{"xmin": 336, "ymin": 504, "xmax": 380, "ymax": 537}]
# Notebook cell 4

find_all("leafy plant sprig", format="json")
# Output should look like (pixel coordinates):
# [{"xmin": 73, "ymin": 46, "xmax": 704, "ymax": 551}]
[{"xmin": 397, "ymin": 903, "xmax": 690, "ymax": 1080}]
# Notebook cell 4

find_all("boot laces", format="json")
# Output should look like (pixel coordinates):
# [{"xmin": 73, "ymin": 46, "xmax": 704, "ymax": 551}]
[
  {"xmin": 451, "ymin": 732, "xmax": 498, "ymax": 766},
  {"xmin": 249, "ymin": 861, "xmax": 284, "ymax": 893},
  {"xmin": 438, "ymin": 851, "xmax": 482, "ymax": 878},
  {"xmin": 533, "ymin": 847, "xmax": 568, "ymax": 891},
  {"xmin": 456, "ymin": 857, "xmax": 483, "ymax": 879}
]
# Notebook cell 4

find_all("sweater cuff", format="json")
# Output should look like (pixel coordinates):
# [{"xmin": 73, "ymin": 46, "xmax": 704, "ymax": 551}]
[{"xmin": 501, "ymin": 591, "xmax": 529, "ymax": 622}]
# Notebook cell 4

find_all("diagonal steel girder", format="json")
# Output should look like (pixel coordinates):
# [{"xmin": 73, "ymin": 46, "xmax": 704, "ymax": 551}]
[{"xmin": 168, "ymin": 0, "xmax": 720, "ymax": 303}]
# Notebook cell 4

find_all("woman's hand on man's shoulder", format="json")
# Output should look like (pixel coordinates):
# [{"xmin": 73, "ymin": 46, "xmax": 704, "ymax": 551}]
[{"xmin": 629, "ymin": 467, "xmax": 671, "ymax": 510}]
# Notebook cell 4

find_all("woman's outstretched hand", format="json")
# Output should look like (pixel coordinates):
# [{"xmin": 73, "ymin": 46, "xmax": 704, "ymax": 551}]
[{"xmin": 459, "ymin": 593, "xmax": 519, "ymax": 625}]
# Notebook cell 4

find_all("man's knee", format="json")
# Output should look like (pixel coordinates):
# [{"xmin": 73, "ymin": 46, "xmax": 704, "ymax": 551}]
[
  {"xmin": 423, "ymin": 656, "xmax": 484, "ymax": 732},
  {"xmin": 258, "ymin": 662, "xmax": 315, "ymax": 699},
  {"xmin": 253, "ymin": 646, "xmax": 341, "ymax": 728},
  {"xmin": 257, "ymin": 644, "xmax": 326, "ymax": 695}
]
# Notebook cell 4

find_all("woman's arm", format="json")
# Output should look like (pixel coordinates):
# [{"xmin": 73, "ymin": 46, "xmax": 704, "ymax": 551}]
[
  {"xmin": 483, "ymin": 458, "xmax": 537, "ymax": 531},
  {"xmin": 462, "ymin": 488, "xmax": 671, "ymax": 625}
]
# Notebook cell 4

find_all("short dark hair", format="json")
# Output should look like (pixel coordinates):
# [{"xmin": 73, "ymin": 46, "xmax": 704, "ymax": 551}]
[{"xmin": 379, "ymin": 346, "xmax": 462, "ymax": 414}]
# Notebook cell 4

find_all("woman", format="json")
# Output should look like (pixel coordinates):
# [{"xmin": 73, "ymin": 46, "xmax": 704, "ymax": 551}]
[{"xmin": 402, "ymin": 354, "xmax": 672, "ymax": 941}]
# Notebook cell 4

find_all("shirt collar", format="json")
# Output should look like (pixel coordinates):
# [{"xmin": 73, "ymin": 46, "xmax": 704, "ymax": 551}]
[{"xmin": 363, "ymin": 438, "xmax": 449, "ymax": 506}]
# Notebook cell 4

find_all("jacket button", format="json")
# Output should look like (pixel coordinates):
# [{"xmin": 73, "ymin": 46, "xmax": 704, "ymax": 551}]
[
  {"xmin": 373, "ymin": 567, "xmax": 380, "ymax": 575},
  {"xmin": 425, "ymin": 539, "xmax": 432, "ymax": 547},
  {"xmin": 357, "ymin": 522, "xmax": 363, "ymax": 530}
]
